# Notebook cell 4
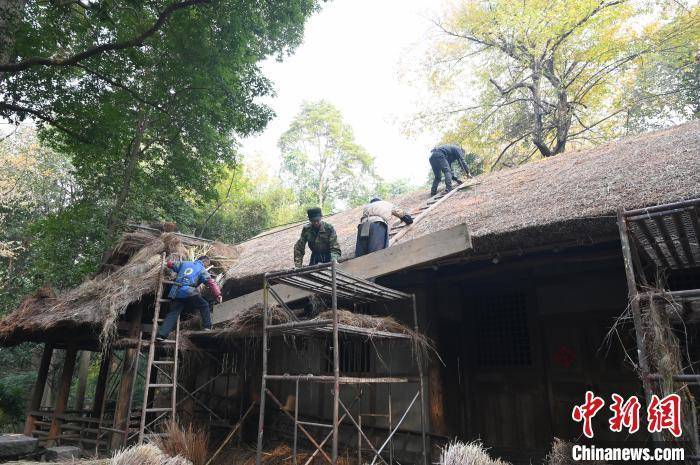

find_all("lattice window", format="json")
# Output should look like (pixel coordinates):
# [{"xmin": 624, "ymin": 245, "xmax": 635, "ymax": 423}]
[
  {"xmin": 475, "ymin": 292, "xmax": 532, "ymax": 367},
  {"xmin": 324, "ymin": 338, "xmax": 371, "ymax": 373}
]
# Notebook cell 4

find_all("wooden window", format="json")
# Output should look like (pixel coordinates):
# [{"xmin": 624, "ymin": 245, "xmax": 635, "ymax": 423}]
[
  {"xmin": 324, "ymin": 338, "xmax": 371, "ymax": 374},
  {"xmin": 475, "ymin": 292, "xmax": 532, "ymax": 367}
]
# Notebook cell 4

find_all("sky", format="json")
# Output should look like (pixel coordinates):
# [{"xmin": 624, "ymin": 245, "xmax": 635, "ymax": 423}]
[{"xmin": 240, "ymin": 0, "xmax": 445, "ymax": 184}]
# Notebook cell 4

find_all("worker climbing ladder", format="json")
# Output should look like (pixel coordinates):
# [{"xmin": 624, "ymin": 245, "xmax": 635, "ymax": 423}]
[{"xmin": 136, "ymin": 252, "xmax": 181, "ymax": 443}]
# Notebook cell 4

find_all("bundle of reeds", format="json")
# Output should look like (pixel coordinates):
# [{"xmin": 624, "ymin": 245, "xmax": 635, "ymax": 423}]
[
  {"xmin": 111, "ymin": 444, "xmax": 193, "ymax": 465},
  {"xmin": 544, "ymin": 438, "xmax": 608, "ymax": 465},
  {"xmin": 439, "ymin": 440, "xmax": 510, "ymax": 465}
]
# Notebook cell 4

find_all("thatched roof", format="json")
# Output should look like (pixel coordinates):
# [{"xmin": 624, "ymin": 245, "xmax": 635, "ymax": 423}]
[
  {"xmin": 1, "ymin": 122, "xmax": 698, "ymax": 346},
  {"xmin": 0, "ymin": 230, "xmax": 238, "ymax": 346},
  {"xmin": 224, "ymin": 121, "xmax": 700, "ymax": 285}
]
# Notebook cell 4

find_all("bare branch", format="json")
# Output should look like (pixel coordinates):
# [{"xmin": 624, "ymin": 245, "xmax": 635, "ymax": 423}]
[
  {"xmin": 489, "ymin": 77, "xmax": 533, "ymax": 95},
  {"xmin": 0, "ymin": 0, "xmax": 209, "ymax": 73}
]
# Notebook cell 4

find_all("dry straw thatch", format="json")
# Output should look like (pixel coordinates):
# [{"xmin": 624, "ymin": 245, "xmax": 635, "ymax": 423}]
[
  {"xmin": 224, "ymin": 121, "xmax": 700, "ymax": 285},
  {"xmin": 0, "ymin": 229, "xmax": 238, "ymax": 347},
  {"xmin": 544, "ymin": 438, "xmax": 608, "ymax": 465},
  {"xmin": 111, "ymin": 444, "xmax": 193, "ymax": 465},
  {"xmin": 214, "ymin": 306, "xmax": 435, "ymax": 356},
  {"xmin": 151, "ymin": 421, "xmax": 209, "ymax": 465},
  {"xmin": 439, "ymin": 440, "xmax": 511, "ymax": 465}
]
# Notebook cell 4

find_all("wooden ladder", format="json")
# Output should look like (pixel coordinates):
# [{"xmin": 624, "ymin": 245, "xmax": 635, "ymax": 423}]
[
  {"xmin": 388, "ymin": 180, "xmax": 477, "ymax": 245},
  {"xmin": 136, "ymin": 252, "xmax": 181, "ymax": 444}
]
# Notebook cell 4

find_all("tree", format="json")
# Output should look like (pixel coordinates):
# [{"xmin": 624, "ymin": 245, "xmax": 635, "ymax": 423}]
[
  {"xmin": 193, "ymin": 157, "xmax": 302, "ymax": 243},
  {"xmin": 623, "ymin": 5, "xmax": 700, "ymax": 131},
  {"xmin": 416, "ymin": 0, "xmax": 698, "ymax": 169},
  {"xmin": 1, "ymin": 0, "xmax": 323, "ymax": 252},
  {"xmin": 279, "ymin": 100, "xmax": 376, "ymax": 211}
]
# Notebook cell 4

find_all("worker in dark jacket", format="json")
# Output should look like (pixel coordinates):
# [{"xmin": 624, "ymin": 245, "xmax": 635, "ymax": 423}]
[
  {"xmin": 294, "ymin": 207, "xmax": 341, "ymax": 267},
  {"xmin": 156, "ymin": 256, "xmax": 222, "ymax": 341},
  {"xmin": 355, "ymin": 197, "xmax": 413, "ymax": 257},
  {"xmin": 429, "ymin": 144, "xmax": 471, "ymax": 196}
]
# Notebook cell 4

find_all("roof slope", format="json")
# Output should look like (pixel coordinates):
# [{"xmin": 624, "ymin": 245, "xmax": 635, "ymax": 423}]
[{"xmin": 224, "ymin": 121, "xmax": 700, "ymax": 283}]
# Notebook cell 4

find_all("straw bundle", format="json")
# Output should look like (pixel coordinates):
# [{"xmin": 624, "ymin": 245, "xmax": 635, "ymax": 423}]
[
  {"xmin": 544, "ymin": 438, "xmax": 608, "ymax": 465},
  {"xmin": 641, "ymin": 283, "xmax": 697, "ymax": 447},
  {"xmin": 439, "ymin": 440, "xmax": 510, "ymax": 465},
  {"xmin": 111, "ymin": 444, "xmax": 193, "ymax": 465}
]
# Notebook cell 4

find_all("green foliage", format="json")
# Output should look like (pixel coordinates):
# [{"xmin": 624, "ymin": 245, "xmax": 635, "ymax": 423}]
[
  {"xmin": 0, "ymin": 344, "xmax": 37, "ymax": 432},
  {"xmin": 2, "ymin": 0, "xmax": 323, "ymax": 248},
  {"xmin": 279, "ymin": 100, "xmax": 376, "ymax": 211}
]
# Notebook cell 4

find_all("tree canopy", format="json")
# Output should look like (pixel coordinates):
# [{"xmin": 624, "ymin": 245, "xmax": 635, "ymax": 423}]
[
  {"xmin": 279, "ymin": 100, "xmax": 376, "ymax": 211},
  {"xmin": 1, "ymin": 0, "xmax": 323, "ymax": 249},
  {"xmin": 413, "ymin": 0, "xmax": 699, "ymax": 169}
]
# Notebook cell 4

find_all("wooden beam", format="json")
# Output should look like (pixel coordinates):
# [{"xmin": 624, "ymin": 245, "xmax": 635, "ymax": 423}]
[
  {"xmin": 24, "ymin": 344, "xmax": 54, "ymax": 436},
  {"xmin": 48, "ymin": 347, "xmax": 78, "ymax": 446},
  {"xmin": 213, "ymin": 223, "xmax": 471, "ymax": 324}
]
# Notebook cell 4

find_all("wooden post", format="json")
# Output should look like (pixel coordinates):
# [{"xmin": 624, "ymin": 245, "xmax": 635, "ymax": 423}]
[
  {"xmin": 428, "ymin": 362, "xmax": 448, "ymax": 436},
  {"xmin": 24, "ymin": 344, "xmax": 54, "ymax": 436},
  {"xmin": 111, "ymin": 304, "xmax": 143, "ymax": 450},
  {"xmin": 74, "ymin": 351, "xmax": 92, "ymax": 412},
  {"xmin": 92, "ymin": 348, "xmax": 112, "ymax": 419},
  {"xmin": 48, "ymin": 348, "xmax": 78, "ymax": 446}
]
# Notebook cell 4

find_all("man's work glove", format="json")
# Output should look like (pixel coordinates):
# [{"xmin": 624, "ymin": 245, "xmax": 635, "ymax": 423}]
[{"xmin": 401, "ymin": 214, "xmax": 414, "ymax": 225}]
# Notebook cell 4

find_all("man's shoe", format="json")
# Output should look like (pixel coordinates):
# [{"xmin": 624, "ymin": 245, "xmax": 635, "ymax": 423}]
[
  {"xmin": 156, "ymin": 336, "xmax": 165, "ymax": 342},
  {"xmin": 203, "ymin": 327, "xmax": 212, "ymax": 332}
]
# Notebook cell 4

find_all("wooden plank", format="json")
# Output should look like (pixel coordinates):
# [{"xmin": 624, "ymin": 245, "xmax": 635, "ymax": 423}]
[
  {"xmin": 389, "ymin": 181, "xmax": 477, "ymax": 244},
  {"xmin": 212, "ymin": 223, "xmax": 472, "ymax": 325},
  {"xmin": 24, "ymin": 344, "xmax": 53, "ymax": 436}
]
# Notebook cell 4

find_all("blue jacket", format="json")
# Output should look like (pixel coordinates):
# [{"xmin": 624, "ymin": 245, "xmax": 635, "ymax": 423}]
[{"xmin": 167, "ymin": 260, "xmax": 211, "ymax": 299}]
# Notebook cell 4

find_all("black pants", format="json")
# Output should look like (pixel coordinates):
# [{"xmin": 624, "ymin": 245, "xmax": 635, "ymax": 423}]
[
  {"xmin": 355, "ymin": 222, "xmax": 388, "ymax": 257},
  {"xmin": 309, "ymin": 251, "xmax": 331, "ymax": 266},
  {"xmin": 157, "ymin": 294, "xmax": 211, "ymax": 338},
  {"xmin": 429, "ymin": 153, "xmax": 454, "ymax": 195}
]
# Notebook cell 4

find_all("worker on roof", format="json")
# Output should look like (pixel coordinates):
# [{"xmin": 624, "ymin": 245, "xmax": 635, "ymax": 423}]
[
  {"xmin": 294, "ymin": 207, "xmax": 341, "ymax": 268},
  {"xmin": 156, "ymin": 255, "xmax": 222, "ymax": 341},
  {"xmin": 429, "ymin": 144, "xmax": 472, "ymax": 196},
  {"xmin": 355, "ymin": 197, "xmax": 413, "ymax": 257}
]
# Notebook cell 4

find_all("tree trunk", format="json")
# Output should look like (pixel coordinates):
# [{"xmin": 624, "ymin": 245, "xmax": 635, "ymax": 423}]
[
  {"xmin": 529, "ymin": 65, "xmax": 553, "ymax": 157},
  {"xmin": 102, "ymin": 115, "xmax": 147, "ymax": 264}
]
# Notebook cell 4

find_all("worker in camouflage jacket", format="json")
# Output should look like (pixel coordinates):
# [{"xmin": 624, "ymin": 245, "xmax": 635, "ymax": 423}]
[
  {"xmin": 294, "ymin": 207, "xmax": 341, "ymax": 267},
  {"xmin": 429, "ymin": 144, "xmax": 472, "ymax": 196},
  {"xmin": 355, "ymin": 197, "xmax": 413, "ymax": 257}
]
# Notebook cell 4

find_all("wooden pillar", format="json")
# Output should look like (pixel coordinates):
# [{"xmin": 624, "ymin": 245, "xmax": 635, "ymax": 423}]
[
  {"xmin": 48, "ymin": 348, "xmax": 78, "ymax": 445},
  {"xmin": 110, "ymin": 305, "xmax": 143, "ymax": 450},
  {"xmin": 428, "ymin": 362, "xmax": 448, "ymax": 436},
  {"xmin": 24, "ymin": 344, "xmax": 54, "ymax": 436},
  {"xmin": 74, "ymin": 351, "xmax": 92, "ymax": 412},
  {"xmin": 92, "ymin": 348, "xmax": 112, "ymax": 419}
]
